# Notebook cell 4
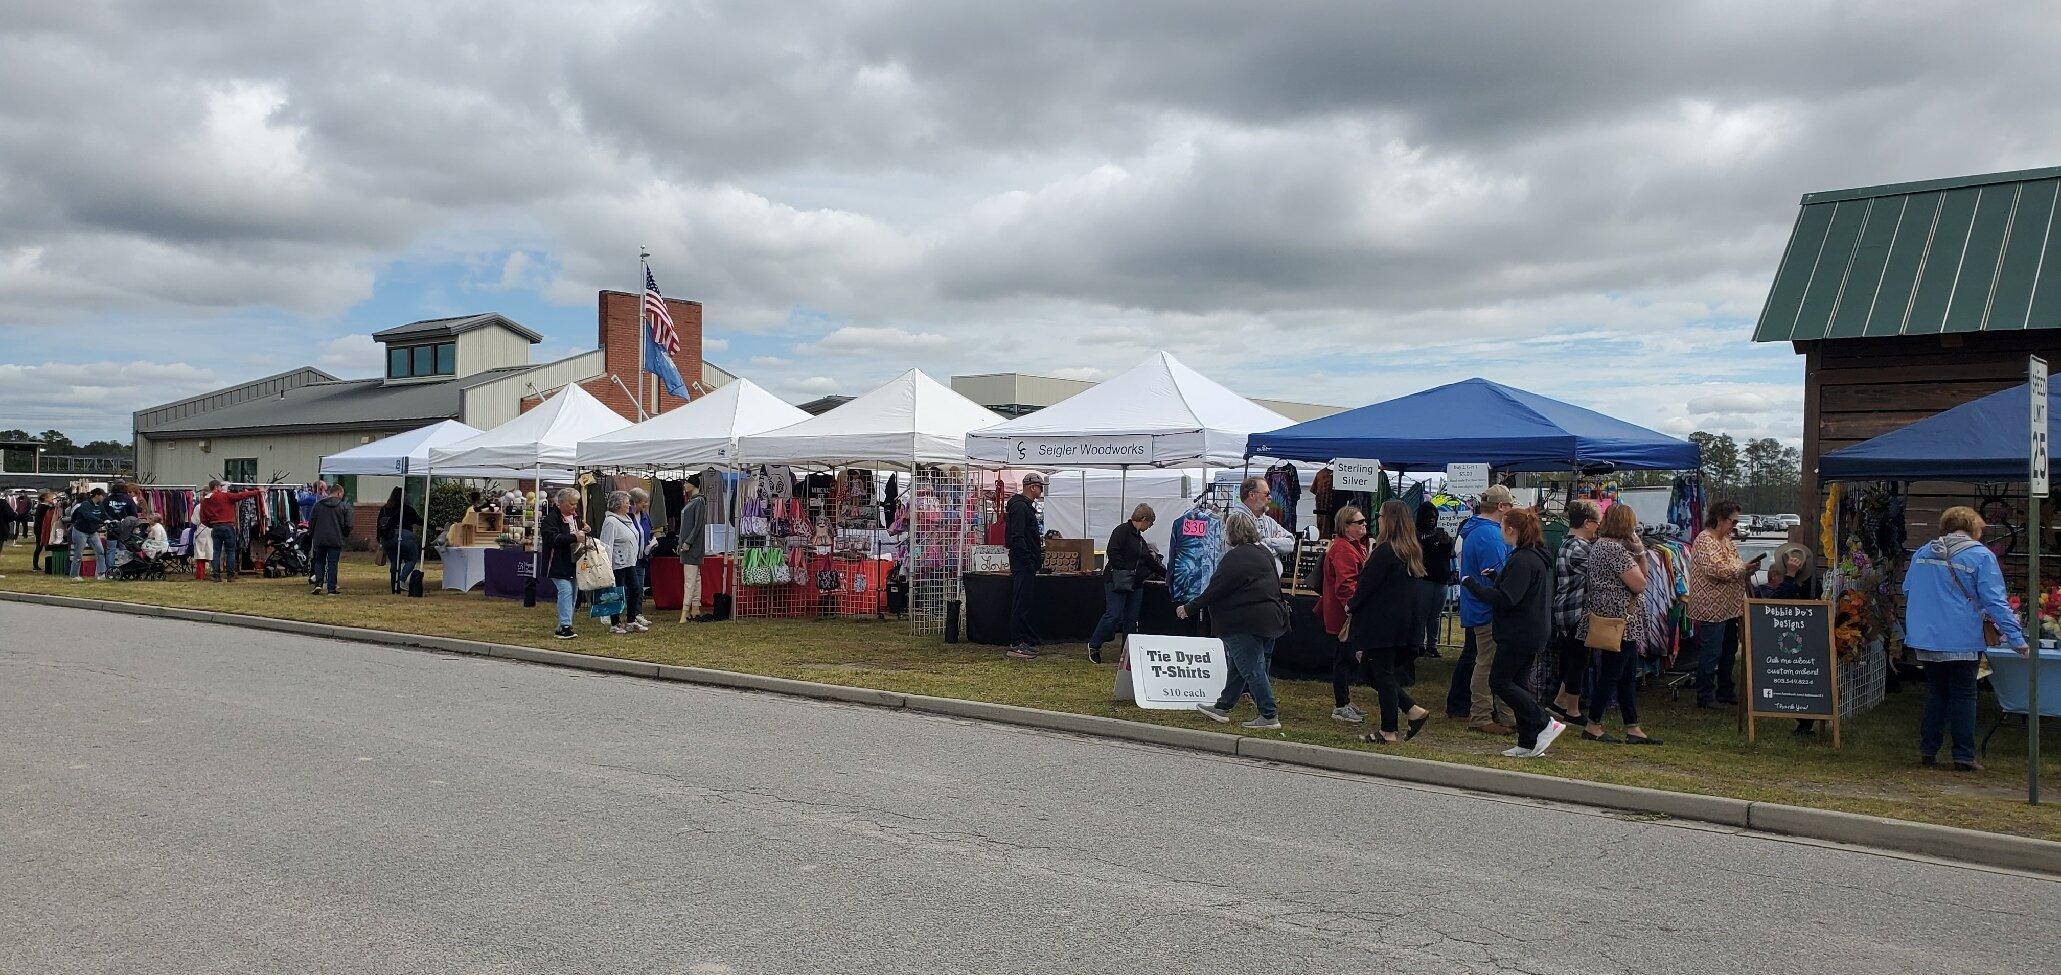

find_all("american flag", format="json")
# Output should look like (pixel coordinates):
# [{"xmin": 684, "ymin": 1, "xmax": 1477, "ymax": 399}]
[{"xmin": 643, "ymin": 267, "xmax": 678, "ymax": 355}]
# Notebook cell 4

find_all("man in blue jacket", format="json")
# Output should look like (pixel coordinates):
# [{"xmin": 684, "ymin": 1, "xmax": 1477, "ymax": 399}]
[{"xmin": 1448, "ymin": 484, "xmax": 1515, "ymax": 731}]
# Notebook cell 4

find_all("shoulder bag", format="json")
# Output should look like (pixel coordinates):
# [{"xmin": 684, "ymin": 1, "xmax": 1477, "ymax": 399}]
[
  {"xmin": 574, "ymin": 539, "xmax": 615, "ymax": 591},
  {"xmin": 1942, "ymin": 553, "xmax": 2005, "ymax": 647}
]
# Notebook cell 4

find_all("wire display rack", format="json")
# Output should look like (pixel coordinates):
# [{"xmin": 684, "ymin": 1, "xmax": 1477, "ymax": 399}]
[
  {"xmin": 1839, "ymin": 640, "xmax": 1889, "ymax": 717},
  {"xmin": 906, "ymin": 466, "xmax": 978, "ymax": 636}
]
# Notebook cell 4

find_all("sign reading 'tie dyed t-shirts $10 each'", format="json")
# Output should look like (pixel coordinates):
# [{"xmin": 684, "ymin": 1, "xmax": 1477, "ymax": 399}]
[{"xmin": 1126, "ymin": 635, "xmax": 1229, "ymax": 710}]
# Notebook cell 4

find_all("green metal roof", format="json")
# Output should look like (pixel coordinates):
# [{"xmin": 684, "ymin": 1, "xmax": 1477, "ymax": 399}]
[{"xmin": 1752, "ymin": 165, "xmax": 2061, "ymax": 342}]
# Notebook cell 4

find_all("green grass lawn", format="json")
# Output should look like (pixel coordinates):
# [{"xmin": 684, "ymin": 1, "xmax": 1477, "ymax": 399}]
[{"xmin": 5, "ymin": 543, "xmax": 2057, "ymax": 841}]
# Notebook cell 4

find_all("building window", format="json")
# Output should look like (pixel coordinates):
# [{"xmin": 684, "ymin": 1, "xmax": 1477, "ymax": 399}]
[
  {"xmin": 387, "ymin": 342, "xmax": 457, "ymax": 379},
  {"xmin": 224, "ymin": 458, "xmax": 257, "ymax": 483}
]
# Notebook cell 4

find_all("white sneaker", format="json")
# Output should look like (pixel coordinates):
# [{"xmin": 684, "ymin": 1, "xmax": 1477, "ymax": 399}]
[
  {"xmin": 1331, "ymin": 705, "xmax": 1365, "ymax": 723},
  {"xmin": 1241, "ymin": 716, "xmax": 1282, "ymax": 730},
  {"xmin": 629, "ymin": 621, "xmax": 650, "ymax": 632},
  {"xmin": 608, "ymin": 625, "xmax": 628, "ymax": 634},
  {"xmin": 1196, "ymin": 705, "xmax": 1232, "ymax": 723},
  {"xmin": 1501, "ymin": 746, "xmax": 1532, "ymax": 758},
  {"xmin": 1524, "ymin": 720, "xmax": 1567, "ymax": 758}
]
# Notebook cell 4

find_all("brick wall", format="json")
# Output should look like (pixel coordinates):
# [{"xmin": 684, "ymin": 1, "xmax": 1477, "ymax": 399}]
[{"xmin": 521, "ymin": 290, "xmax": 703, "ymax": 421}]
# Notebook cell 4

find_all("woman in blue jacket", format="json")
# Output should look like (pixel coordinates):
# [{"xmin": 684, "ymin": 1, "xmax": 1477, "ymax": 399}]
[{"xmin": 1903, "ymin": 506, "xmax": 2030, "ymax": 771}]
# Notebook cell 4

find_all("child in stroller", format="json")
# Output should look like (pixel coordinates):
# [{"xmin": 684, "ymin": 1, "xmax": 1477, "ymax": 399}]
[
  {"xmin": 106, "ymin": 515, "xmax": 170, "ymax": 581},
  {"xmin": 262, "ymin": 520, "xmax": 313, "ymax": 579}
]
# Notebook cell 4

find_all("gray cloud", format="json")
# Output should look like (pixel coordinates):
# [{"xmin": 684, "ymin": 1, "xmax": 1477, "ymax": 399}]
[{"xmin": 5, "ymin": 1, "xmax": 2060, "ymax": 441}]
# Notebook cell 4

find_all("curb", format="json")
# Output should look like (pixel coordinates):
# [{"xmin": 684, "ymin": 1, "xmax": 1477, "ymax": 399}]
[{"xmin": 3, "ymin": 589, "xmax": 2055, "ymax": 876}]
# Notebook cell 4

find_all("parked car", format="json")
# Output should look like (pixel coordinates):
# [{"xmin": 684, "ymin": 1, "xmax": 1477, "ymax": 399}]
[{"xmin": 1773, "ymin": 513, "xmax": 1801, "ymax": 530}]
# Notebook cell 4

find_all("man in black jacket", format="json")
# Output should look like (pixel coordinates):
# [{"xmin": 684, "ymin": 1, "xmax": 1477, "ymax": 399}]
[
  {"xmin": 1005, "ymin": 472, "xmax": 1047, "ymax": 659},
  {"xmin": 307, "ymin": 482, "xmax": 353, "ymax": 595}
]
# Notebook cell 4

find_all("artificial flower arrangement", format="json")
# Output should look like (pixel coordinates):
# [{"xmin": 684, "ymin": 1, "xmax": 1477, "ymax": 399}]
[{"xmin": 2008, "ymin": 587, "xmax": 2061, "ymax": 642}]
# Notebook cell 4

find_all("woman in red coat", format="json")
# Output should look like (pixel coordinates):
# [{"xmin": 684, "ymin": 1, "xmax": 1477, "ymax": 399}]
[{"xmin": 1320, "ymin": 505, "xmax": 1371, "ymax": 723}]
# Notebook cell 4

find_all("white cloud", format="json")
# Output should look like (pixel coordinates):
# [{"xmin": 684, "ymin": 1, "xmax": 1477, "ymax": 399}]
[
  {"xmin": 805, "ymin": 325, "xmax": 951, "ymax": 356},
  {"xmin": 0, "ymin": 360, "xmax": 222, "ymax": 440},
  {"xmin": 316, "ymin": 333, "xmax": 383, "ymax": 375}
]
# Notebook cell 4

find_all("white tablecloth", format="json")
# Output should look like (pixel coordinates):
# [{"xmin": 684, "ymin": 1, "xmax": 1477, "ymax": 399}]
[{"xmin": 443, "ymin": 546, "xmax": 490, "ymax": 592}]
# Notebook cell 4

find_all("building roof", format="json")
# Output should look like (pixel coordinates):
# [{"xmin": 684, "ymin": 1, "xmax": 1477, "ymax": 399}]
[
  {"xmin": 1754, "ymin": 165, "xmax": 2061, "ymax": 342},
  {"xmin": 144, "ymin": 365, "xmax": 541, "ymax": 438},
  {"xmin": 371, "ymin": 313, "xmax": 542, "ymax": 344}
]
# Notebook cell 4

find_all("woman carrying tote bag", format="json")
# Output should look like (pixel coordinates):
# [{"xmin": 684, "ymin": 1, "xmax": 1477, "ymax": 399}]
[{"xmin": 1577, "ymin": 504, "xmax": 1660, "ymax": 745}]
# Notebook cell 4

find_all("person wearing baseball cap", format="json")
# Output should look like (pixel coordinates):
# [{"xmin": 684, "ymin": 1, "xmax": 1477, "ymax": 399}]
[
  {"xmin": 1005, "ymin": 473, "xmax": 1048, "ymax": 659},
  {"xmin": 1449, "ymin": 482, "xmax": 1517, "ymax": 733}
]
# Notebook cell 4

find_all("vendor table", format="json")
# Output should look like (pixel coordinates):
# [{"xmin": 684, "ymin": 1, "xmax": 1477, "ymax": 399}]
[
  {"xmin": 483, "ymin": 547, "xmax": 540, "ymax": 601},
  {"xmin": 441, "ymin": 546, "xmax": 490, "ymax": 592},
  {"xmin": 961, "ymin": 573, "xmax": 1333, "ymax": 677}
]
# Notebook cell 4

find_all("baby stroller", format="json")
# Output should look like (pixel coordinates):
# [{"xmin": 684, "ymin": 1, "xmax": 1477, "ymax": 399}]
[
  {"xmin": 262, "ymin": 521, "xmax": 313, "ymax": 579},
  {"xmin": 107, "ymin": 517, "xmax": 169, "ymax": 581}
]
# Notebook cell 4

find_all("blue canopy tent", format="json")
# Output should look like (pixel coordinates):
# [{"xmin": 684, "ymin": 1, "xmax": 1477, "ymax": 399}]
[
  {"xmin": 1245, "ymin": 377, "xmax": 1701, "ymax": 471},
  {"xmin": 1819, "ymin": 383, "xmax": 2055, "ymax": 482}
]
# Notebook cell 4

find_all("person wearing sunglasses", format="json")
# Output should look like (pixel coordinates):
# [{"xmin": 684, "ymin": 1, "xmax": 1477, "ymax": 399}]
[{"xmin": 1318, "ymin": 505, "xmax": 1372, "ymax": 722}]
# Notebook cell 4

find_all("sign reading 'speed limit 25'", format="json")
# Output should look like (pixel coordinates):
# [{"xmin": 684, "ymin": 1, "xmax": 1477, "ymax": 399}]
[
  {"xmin": 1126, "ymin": 634, "xmax": 1228, "ymax": 710},
  {"xmin": 1741, "ymin": 597, "xmax": 1842, "ymax": 747}
]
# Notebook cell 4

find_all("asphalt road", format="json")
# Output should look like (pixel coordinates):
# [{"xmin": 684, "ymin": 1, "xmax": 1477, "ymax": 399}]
[{"xmin": 1, "ymin": 603, "xmax": 2053, "ymax": 975}]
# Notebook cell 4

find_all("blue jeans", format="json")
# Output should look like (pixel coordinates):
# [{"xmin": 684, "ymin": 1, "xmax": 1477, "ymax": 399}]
[
  {"xmin": 209, "ymin": 524, "xmax": 238, "ymax": 580},
  {"xmin": 553, "ymin": 578, "xmax": 577, "ymax": 629},
  {"xmin": 388, "ymin": 531, "xmax": 419, "ymax": 592},
  {"xmin": 1088, "ymin": 581, "xmax": 1144, "ymax": 650},
  {"xmin": 1446, "ymin": 625, "xmax": 1480, "ymax": 717},
  {"xmin": 1920, "ymin": 659, "xmax": 1980, "ymax": 763},
  {"xmin": 1414, "ymin": 579, "xmax": 1445, "ymax": 654},
  {"xmin": 312, "ymin": 545, "xmax": 342, "ymax": 592},
  {"xmin": 1214, "ymin": 631, "xmax": 1278, "ymax": 719},
  {"xmin": 1692, "ymin": 617, "xmax": 1739, "ymax": 705},
  {"xmin": 1009, "ymin": 556, "xmax": 1039, "ymax": 647},
  {"xmin": 70, "ymin": 529, "xmax": 105, "ymax": 579}
]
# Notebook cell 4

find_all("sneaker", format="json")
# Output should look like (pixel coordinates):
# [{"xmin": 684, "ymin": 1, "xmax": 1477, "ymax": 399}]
[
  {"xmin": 1196, "ymin": 704, "xmax": 1232, "ymax": 723},
  {"xmin": 609, "ymin": 625, "xmax": 628, "ymax": 634},
  {"xmin": 554, "ymin": 626, "xmax": 576, "ymax": 640},
  {"xmin": 1953, "ymin": 760, "xmax": 1983, "ymax": 772},
  {"xmin": 634, "ymin": 615, "xmax": 651, "ymax": 627},
  {"xmin": 1501, "ymin": 745, "xmax": 1532, "ymax": 758},
  {"xmin": 1331, "ymin": 705, "xmax": 1365, "ymax": 724},
  {"xmin": 311, "ymin": 586, "xmax": 323, "ymax": 596},
  {"xmin": 1006, "ymin": 644, "xmax": 1038, "ymax": 660},
  {"xmin": 1524, "ymin": 720, "xmax": 1567, "ymax": 758},
  {"xmin": 1242, "ymin": 716, "xmax": 1282, "ymax": 730},
  {"xmin": 629, "ymin": 621, "xmax": 650, "ymax": 632}
]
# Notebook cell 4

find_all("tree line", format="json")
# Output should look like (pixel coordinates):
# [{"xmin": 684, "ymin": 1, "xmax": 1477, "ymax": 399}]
[{"xmin": 0, "ymin": 429, "xmax": 134, "ymax": 472}]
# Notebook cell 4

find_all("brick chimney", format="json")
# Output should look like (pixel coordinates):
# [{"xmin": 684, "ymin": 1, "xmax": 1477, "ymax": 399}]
[{"xmin": 522, "ymin": 290, "xmax": 703, "ymax": 420}]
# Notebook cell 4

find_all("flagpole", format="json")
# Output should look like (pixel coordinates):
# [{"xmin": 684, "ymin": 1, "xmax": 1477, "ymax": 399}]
[{"xmin": 636, "ymin": 248, "xmax": 650, "ymax": 422}]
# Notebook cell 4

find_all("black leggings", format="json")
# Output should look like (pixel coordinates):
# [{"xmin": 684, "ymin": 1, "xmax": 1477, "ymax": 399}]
[
  {"xmin": 1360, "ymin": 645, "xmax": 1417, "ymax": 733},
  {"xmin": 1557, "ymin": 637, "xmax": 1590, "ymax": 698},
  {"xmin": 1588, "ymin": 644, "xmax": 1640, "ymax": 727},
  {"xmin": 1331, "ymin": 639, "xmax": 1357, "ymax": 708},
  {"xmin": 1489, "ymin": 637, "xmax": 1550, "ymax": 747}
]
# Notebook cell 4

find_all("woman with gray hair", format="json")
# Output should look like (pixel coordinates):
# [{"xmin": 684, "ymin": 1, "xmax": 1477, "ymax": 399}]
[
  {"xmin": 599, "ymin": 491, "xmax": 645, "ymax": 634},
  {"xmin": 539, "ymin": 487, "xmax": 588, "ymax": 639},
  {"xmin": 1178, "ymin": 510, "xmax": 1293, "ymax": 729}
]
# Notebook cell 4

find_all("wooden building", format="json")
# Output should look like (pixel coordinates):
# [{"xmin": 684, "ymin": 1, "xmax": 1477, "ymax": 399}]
[{"xmin": 1755, "ymin": 166, "xmax": 2061, "ymax": 553}]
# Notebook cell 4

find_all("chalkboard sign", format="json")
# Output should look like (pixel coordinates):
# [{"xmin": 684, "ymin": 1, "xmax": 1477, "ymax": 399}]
[{"xmin": 1741, "ymin": 598, "xmax": 1842, "ymax": 747}]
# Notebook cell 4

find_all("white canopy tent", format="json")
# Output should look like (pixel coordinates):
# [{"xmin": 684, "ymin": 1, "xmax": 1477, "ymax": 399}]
[
  {"xmin": 965, "ymin": 351, "xmax": 1293, "ymax": 469},
  {"xmin": 738, "ymin": 368, "xmax": 1003, "ymax": 469},
  {"xmin": 428, "ymin": 383, "xmax": 630, "ymax": 474},
  {"xmin": 319, "ymin": 420, "xmax": 572, "ymax": 480},
  {"xmin": 576, "ymin": 378, "xmax": 809, "ymax": 470}
]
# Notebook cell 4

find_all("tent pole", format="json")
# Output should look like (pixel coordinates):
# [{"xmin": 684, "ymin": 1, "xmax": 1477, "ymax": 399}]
[{"xmin": 1082, "ymin": 469, "xmax": 1089, "ymax": 542}]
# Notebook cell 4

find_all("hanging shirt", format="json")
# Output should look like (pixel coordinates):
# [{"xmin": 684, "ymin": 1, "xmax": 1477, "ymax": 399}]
[{"xmin": 1167, "ymin": 506, "xmax": 1226, "ymax": 603}]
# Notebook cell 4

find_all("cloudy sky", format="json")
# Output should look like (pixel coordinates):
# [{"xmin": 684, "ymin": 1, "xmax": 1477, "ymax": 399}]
[{"xmin": 4, "ymin": 1, "xmax": 2059, "ymax": 443}]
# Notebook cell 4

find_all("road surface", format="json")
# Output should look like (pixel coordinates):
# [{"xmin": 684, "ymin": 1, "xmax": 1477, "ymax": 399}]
[{"xmin": 1, "ymin": 602, "xmax": 2052, "ymax": 974}]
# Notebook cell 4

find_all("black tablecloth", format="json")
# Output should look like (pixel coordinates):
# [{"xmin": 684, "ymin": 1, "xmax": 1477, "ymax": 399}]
[{"xmin": 961, "ymin": 573, "xmax": 1334, "ymax": 678}]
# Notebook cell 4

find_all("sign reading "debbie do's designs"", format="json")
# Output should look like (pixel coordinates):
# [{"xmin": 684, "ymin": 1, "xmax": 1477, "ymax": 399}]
[{"xmin": 1004, "ymin": 435, "xmax": 1154, "ymax": 464}]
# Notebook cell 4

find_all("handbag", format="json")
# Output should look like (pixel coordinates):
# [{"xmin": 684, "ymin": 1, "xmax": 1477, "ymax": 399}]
[
  {"xmin": 741, "ymin": 548, "xmax": 774, "ymax": 586},
  {"xmin": 574, "ymin": 539, "xmax": 615, "ymax": 591},
  {"xmin": 1584, "ymin": 612, "xmax": 1628, "ymax": 651},
  {"xmin": 589, "ymin": 584, "xmax": 625, "ymax": 619},
  {"xmin": 1109, "ymin": 567, "xmax": 1138, "ymax": 593},
  {"xmin": 1943, "ymin": 555, "xmax": 2005, "ymax": 646},
  {"xmin": 1337, "ymin": 615, "xmax": 1352, "ymax": 643}
]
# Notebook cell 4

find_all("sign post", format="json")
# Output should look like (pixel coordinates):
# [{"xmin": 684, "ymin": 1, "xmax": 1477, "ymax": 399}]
[
  {"xmin": 2029, "ymin": 356, "xmax": 2046, "ymax": 805},
  {"xmin": 1742, "ymin": 598, "xmax": 1842, "ymax": 748}
]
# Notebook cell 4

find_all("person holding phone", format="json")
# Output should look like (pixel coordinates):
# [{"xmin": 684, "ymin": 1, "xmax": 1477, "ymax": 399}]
[{"xmin": 1685, "ymin": 500, "xmax": 1763, "ymax": 709}]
